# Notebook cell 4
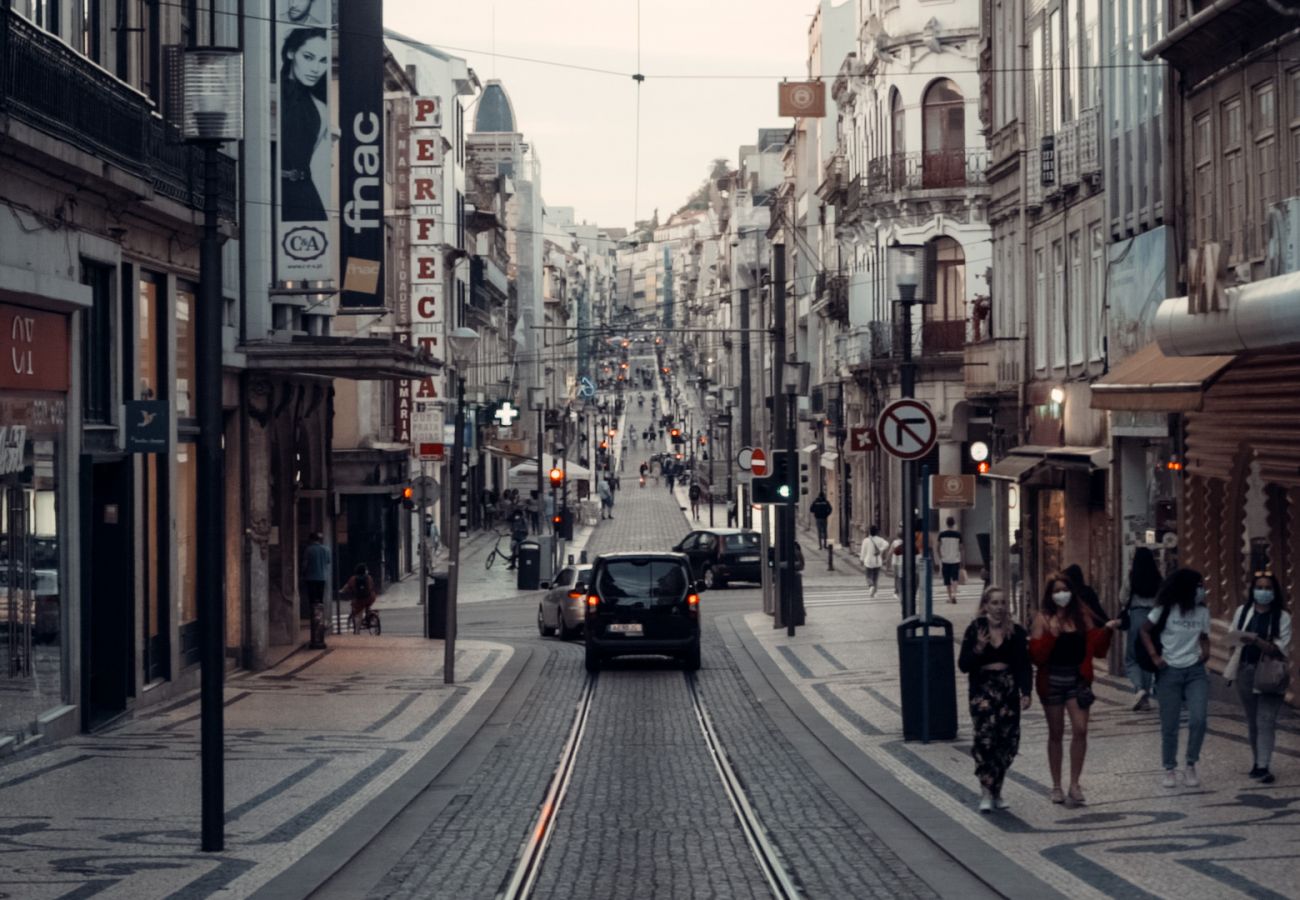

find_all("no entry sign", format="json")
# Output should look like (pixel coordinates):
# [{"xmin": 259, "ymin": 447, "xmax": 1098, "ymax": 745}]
[
  {"xmin": 876, "ymin": 399, "xmax": 937, "ymax": 460},
  {"xmin": 750, "ymin": 447, "xmax": 768, "ymax": 477}
]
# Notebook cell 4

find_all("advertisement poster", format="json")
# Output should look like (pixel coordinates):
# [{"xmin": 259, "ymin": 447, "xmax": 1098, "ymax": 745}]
[
  {"xmin": 338, "ymin": 0, "xmax": 385, "ymax": 309},
  {"xmin": 276, "ymin": 0, "xmax": 334, "ymax": 283}
]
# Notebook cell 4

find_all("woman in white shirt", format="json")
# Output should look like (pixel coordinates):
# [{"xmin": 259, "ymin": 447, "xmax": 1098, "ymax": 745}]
[
  {"xmin": 1227, "ymin": 571, "xmax": 1292, "ymax": 785},
  {"xmin": 1140, "ymin": 568, "xmax": 1211, "ymax": 789}
]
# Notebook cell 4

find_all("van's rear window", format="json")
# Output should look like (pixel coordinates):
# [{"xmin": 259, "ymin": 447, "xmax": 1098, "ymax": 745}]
[{"xmin": 596, "ymin": 560, "xmax": 689, "ymax": 606}]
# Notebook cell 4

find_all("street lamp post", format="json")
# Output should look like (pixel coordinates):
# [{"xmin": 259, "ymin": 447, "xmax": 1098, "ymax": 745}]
[
  {"xmin": 446, "ymin": 327, "xmax": 480, "ymax": 684},
  {"xmin": 891, "ymin": 243, "xmax": 923, "ymax": 619},
  {"xmin": 180, "ymin": 47, "xmax": 243, "ymax": 854},
  {"xmin": 529, "ymin": 386, "xmax": 545, "ymax": 535}
]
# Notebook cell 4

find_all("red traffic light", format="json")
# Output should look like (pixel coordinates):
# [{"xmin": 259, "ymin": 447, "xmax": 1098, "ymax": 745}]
[
  {"xmin": 553, "ymin": 515, "xmax": 562, "ymax": 524},
  {"xmin": 670, "ymin": 428, "xmax": 681, "ymax": 438},
  {"xmin": 401, "ymin": 486, "xmax": 414, "ymax": 500},
  {"xmin": 548, "ymin": 467, "xmax": 564, "ymax": 484},
  {"xmin": 977, "ymin": 461, "xmax": 990, "ymax": 474}
]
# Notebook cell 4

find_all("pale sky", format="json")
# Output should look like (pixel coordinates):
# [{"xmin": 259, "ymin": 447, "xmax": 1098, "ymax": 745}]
[{"xmin": 385, "ymin": 0, "xmax": 816, "ymax": 231}]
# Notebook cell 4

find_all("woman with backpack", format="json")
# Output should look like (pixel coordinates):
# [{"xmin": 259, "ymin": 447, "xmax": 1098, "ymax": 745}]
[
  {"xmin": 1224, "ymin": 571, "xmax": 1292, "ymax": 784},
  {"xmin": 1029, "ymin": 572, "xmax": 1120, "ymax": 807},
  {"xmin": 1140, "ymin": 568, "xmax": 1211, "ymax": 789},
  {"xmin": 1119, "ymin": 548, "xmax": 1163, "ymax": 710}
]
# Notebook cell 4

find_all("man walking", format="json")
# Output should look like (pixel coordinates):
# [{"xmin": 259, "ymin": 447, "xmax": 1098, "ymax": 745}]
[
  {"xmin": 859, "ymin": 524, "xmax": 890, "ymax": 597},
  {"xmin": 938, "ymin": 516, "xmax": 963, "ymax": 603},
  {"xmin": 302, "ymin": 532, "xmax": 330, "ymax": 647},
  {"xmin": 809, "ymin": 492, "xmax": 833, "ymax": 549},
  {"xmin": 598, "ymin": 477, "xmax": 614, "ymax": 520}
]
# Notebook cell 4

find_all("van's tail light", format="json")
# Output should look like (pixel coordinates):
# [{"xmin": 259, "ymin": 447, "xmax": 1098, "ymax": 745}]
[
  {"xmin": 687, "ymin": 593, "xmax": 699, "ymax": 608},
  {"xmin": 586, "ymin": 594, "xmax": 599, "ymax": 609},
  {"xmin": 567, "ymin": 591, "xmax": 583, "ymax": 600}
]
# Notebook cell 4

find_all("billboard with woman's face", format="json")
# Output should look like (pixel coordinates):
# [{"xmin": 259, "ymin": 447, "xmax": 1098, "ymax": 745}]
[{"xmin": 276, "ymin": 1, "xmax": 334, "ymax": 283}]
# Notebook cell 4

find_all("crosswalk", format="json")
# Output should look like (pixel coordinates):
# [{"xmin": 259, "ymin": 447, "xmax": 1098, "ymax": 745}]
[{"xmin": 801, "ymin": 579, "xmax": 986, "ymax": 609}]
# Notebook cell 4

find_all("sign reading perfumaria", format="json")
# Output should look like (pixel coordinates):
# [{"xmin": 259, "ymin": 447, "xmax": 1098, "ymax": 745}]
[
  {"xmin": 338, "ymin": 0, "xmax": 384, "ymax": 310},
  {"xmin": 275, "ymin": 0, "xmax": 334, "ymax": 283}
]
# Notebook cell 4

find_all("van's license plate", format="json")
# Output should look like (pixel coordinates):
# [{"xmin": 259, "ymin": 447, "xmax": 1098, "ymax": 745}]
[{"xmin": 608, "ymin": 623, "xmax": 643, "ymax": 635}]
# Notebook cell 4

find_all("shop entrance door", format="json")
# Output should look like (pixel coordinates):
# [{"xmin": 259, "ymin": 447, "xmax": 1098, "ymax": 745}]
[
  {"xmin": 86, "ymin": 460, "xmax": 132, "ymax": 727},
  {"xmin": 3, "ymin": 478, "xmax": 34, "ymax": 680}
]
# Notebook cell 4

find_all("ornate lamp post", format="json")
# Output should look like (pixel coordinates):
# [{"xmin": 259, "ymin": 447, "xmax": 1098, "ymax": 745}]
[
  {"xmin": 890, "ymin": 242, "xmax": 924, "ymax": 619},
  {"xmin": 445, "ymin": 326, "xmax": 480, "ymax": 684}
]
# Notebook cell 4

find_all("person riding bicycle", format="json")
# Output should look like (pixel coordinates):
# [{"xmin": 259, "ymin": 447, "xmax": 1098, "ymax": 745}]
[
  {"xmin": 341, "ymin": 563, "xmax": 376, "ymax": 622},
  {"xmin": 508, "ymin": 510, "xmax": 529, "ymax": 570}
]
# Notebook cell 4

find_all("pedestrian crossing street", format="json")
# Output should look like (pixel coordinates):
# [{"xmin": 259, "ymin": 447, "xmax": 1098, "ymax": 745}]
[{"xmin": 801, "ymin": 577, "xmax": 986, "ymax": 609}]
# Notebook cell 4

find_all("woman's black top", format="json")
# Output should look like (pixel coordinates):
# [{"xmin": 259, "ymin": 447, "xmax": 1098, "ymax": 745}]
[
  {"xmin": 958, "ymin": 618, "xmax": 1032, "ymax": 696},
  {"xmin": 1049, "ymin": 630, "xmax": 1086, "ymax": 666},
  {"xmin": 280, "ymin": 78, "xmax": 326, "ymax": 222}
]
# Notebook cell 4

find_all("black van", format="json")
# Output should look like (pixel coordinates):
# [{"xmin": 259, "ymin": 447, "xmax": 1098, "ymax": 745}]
[{"xmin": 580, "ymin": 552, "xmax": 702, "ymax": 672}]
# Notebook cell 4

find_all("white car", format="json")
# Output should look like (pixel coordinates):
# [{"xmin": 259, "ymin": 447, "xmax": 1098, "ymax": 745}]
[{"xmin": 537, "ymin": 564, "xmax": 592, "ymax": 640}]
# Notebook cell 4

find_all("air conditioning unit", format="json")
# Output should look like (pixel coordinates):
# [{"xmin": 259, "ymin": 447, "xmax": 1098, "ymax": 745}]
[{"xmin": 1265, "ymin": 197, "xmax": 1300, "ymax": 277}]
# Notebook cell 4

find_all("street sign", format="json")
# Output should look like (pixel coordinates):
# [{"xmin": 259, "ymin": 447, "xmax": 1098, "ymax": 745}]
[
  {"xmin": 123, "ymin": 400, "xmax": 169, "ymax": 453},
  {"xmin": 736, "ymin": 446, "xmax": 754, "ymax": 471},
  {"xmin": 750, "ymin": 447, "xmax": 768, "ymax": 477},
  {"xmin": 847, "ymin": 425, "xmax": 876, "ymax": 453},
  {"xmin": 931, "ymin": 474, "xmax": 976, "ymax": 508},
  {"xmin": 419, "ymin": 441, "xmax": 445, "ymax": 461},
  {"xmin": 876, "ymin": 399, "xmax": 937, "ymax": 460}
]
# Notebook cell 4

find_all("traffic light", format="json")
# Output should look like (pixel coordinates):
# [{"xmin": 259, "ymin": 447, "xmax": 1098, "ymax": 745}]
[
  {"xmin": 549, "ymin": 466, "xmax": 564, "ymax": 486},
  {"xmin": 401, "ymin": 486, "xmax": 416, "ymax": 511},
  {"xmin": 977, "ymin": 460, "xmax": 990, "ymax": 474},
  {"xmin": 751, "ymin": 450, "xmax": 797, "ymax": 505}
]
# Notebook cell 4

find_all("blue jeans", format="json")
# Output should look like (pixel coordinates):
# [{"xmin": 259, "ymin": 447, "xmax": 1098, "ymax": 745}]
[
  {"xmin": 1156, "ymin": 661, "xmax": 1208, "ymax": 769},
  {"xmin": 1125, "ymin": 606, "xmax": 1155, "ymax": 693}
]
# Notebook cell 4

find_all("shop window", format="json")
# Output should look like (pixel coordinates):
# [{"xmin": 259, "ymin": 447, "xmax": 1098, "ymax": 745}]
[
  {"xmin": 137, "ymin": 272, "xmax": 163, "ymax": 401},
  {"xmin": 80, "ymin": 261, "xmax": 114, "ymax": 425},
  {"xmin": 176, "ymin": 443, "xmax": 199, "ymax": 666},
  {"xmin": 176, "ymin": 282, "xmax": 197, "ymax": 420},
  {"xmin": 0, "ymin": 436, "xmax": 64, "ymax": 739}
]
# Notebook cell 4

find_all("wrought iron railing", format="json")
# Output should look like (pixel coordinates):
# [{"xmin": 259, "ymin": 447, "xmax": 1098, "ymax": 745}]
[
  {"xmin": 866, "ymin": 149, "xmax": 990, "ymax": 195},
  {"xmin": 0, "ymin": 10, "xmax": 236, "ymax": 220}
]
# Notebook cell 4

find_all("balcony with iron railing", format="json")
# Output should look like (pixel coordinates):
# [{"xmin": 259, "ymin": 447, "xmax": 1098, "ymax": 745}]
[
  {"xmin": 865, "ymin": 149, "xmax": 990, "ymax": 200},
  {"xmin": 0, "ymin": 8, "xmax": 236, "ymax": 220}
]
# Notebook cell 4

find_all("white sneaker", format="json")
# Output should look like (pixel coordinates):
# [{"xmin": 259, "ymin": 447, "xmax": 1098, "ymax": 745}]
[
  {"xmin": 979, "ymin": 787, "xmax": 994, "ymax": 813},
  {"xmin": 994, "ymin": 793, "xmax": 1010, "ymax": 810},
  {"xmin": 1162, "ymin": 769, "xmax": 1178, "ymax": 788},
  {"xmin": 1184, "ymin": 765, "xmax": 1200, "ymax": 788}
]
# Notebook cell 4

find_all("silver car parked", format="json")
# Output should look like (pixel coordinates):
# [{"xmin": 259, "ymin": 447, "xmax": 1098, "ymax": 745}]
[{"xmin": 538, "ymin": 564, "xmax": 591, "ymax": 639}]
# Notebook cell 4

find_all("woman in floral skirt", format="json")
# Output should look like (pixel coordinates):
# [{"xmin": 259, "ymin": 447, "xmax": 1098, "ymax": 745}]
[{"xmin": 958, "ymin": 585, "xmax": 1033, "ymax": 812}]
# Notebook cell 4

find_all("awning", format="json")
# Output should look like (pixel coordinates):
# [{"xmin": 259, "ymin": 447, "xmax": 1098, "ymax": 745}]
[
  {"xmin": 1044, "ymin": 446, "xmax": 1110, "ymax": 471},
  {"xmin": 819, "ymin": 450, "xmax": 838, "ymax": 469},
  {"xmin": 242, "ymin": 336, "xmax": 443, "ymax": 380},
  {"xmin": 799, "ymin": 443, "xmax": 819, "ymax": 455},
  {"xmin": 1090, "ymin": 342, "xmax": 1233, "ymax": 412},
  {"xmin": 982, "ymin": 448, "xmax": 1050, "ymax": 482}
]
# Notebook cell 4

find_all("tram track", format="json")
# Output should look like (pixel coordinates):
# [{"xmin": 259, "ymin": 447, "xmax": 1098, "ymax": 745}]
[{"xmin": 497, "ymin": 669, "xmax": 801, "ymax": 900}]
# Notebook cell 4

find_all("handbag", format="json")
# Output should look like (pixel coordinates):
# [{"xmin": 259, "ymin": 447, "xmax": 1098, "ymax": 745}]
[
  {"xmin": 1135, "ymin": 604, "xmax": 1173, "ymax": 674},
  {"xmin": 1253, "ymin": 656, "xmax": 1290, "ymax": 694}
]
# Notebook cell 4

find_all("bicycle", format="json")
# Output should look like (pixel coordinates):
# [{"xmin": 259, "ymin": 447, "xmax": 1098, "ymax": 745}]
[
  {"xmin": 484, "ymin": 530, "xmax": 518, "ymax": 570},
  {"xmin": 348, "ymin": 607, "xmax": 381, "ymax": 635}
]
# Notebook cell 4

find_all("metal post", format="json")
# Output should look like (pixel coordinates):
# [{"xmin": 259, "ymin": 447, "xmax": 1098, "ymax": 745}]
[
  {"xmin": 707, "ymin": 417, "xmax": 715, "ymax": 527},
  {"xmin": 771, "ymin": 247, "xmax": 789, "ymax": 631},
  {"xmin": 446, "ymin": 373, "xmax": 466, "ymax": 684},
  {"xmin": 536, "ymin": 406, "xmax": 544, "ymax": 531},
  {"xmin": 899, "ymin": 286, "xmax": 917, "ymax": 619},
  {"xmin": 739, "ymin": 288, "xmax": 752, "ymax": 529},
  {"xmin": 197, "ymin": 142, "xmax": 226, "ymax": 852},
  {"xmin": 419, "ymin": 458, "xmax": 429, "ymax": 631},
  {"xmin": 725, "ymin": 411, "xmax": 734, "ymax": 526},
  {"xmin": 785, "ymin": 391, "xmax": 798, "ymax": 637},
  {"xmin": 921, "ymin": 464, "xmax": 932, "ymax": 744}
]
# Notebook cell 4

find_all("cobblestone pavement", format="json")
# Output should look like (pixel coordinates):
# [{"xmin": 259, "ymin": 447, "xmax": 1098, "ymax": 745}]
[
  {"xmin": 750, "ymin": 568, "xmax": 1300, "ymax": 900},
  {"xmin": 0, "ymin": 636, "xmax": 509, "ymax": 899}
]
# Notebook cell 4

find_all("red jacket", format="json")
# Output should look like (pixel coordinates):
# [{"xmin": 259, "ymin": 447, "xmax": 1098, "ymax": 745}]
[{"xmin": 1029, "ymin": 623, "xmax": 1112, "ymax": 698}]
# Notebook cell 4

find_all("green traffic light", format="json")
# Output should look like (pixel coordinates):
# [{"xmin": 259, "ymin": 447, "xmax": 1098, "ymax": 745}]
[{"xmin": 777, "ymin": 485, "xmax": 791, "ymax": 498}]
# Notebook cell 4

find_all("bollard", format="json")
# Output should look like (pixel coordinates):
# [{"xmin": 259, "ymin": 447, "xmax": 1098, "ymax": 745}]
[
  {"xmin": 568, "ymin": 553, "xmax": 575, "ymax": 564},
  {"xmin": 827, "ymin": 543, "xmax": 835, "ymax": 571},
  {"xmin": 579, "ymin": 549, "xmax": 588, "ymax": 564}
]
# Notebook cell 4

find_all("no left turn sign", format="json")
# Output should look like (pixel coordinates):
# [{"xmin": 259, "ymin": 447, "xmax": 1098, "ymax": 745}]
[{"xmin": 876, "ymin": 399, "xmax": 937, "ymax": 460}]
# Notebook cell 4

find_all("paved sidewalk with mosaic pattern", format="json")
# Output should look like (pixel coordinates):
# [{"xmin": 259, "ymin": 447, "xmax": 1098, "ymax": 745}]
[{"xmin": 0, "ymin": 636, "xmax": 509, "ymax": 899}]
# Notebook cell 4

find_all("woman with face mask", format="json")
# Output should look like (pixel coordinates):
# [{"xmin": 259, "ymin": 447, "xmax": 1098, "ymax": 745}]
[
  {"xmin": 1029, "ymin": 572, "xmax": 1120, "ymax": 807},
  {"xmin": 1225, "ymin": 571, "xmax": 1292, "ymax": 784},
  {"xmin": 958, "ymin": 586, "xmax": 1032, "ymax": 812},
  {"xmin": 1140, "ymin": 567, "xmax": 1211, "ymax": 789}
]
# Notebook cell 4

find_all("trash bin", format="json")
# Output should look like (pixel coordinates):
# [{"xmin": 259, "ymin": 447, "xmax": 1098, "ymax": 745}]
[
  {"xmin": 425, "ymin": 572, "xmax": 449, "ymax": 639},
  {"xmin": 517, "ymin": 540, "xmax": 541, "ymax": 590},
  {"xmin": 896, "ymin": 615, "xmax": 958, "ymax": 741},
  {"xmin": 534, "ymin": 534, "xmax": 556, "ymax": 586}
]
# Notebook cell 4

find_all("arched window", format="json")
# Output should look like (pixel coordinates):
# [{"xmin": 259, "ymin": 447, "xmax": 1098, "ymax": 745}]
[
  {"xmin": 922, "ymin": 237, "xmax": 967, "ymax": 352},
  {"xmin": 889, "ymin": 89, "xmax": 906, "ymax": 188},
  {"xmin": 922, "ymin": 79, "xmax": 966, "ymax": 188}
]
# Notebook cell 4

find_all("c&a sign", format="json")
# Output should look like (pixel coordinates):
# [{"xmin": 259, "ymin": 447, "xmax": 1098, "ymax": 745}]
[{"xmin": 0, "ymin": 303, "xmax": 68, "ymax": 392}]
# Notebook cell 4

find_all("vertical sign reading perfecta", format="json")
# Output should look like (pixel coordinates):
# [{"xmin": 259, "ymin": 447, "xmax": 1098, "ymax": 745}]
[
  {"xmin": 408, "ymin": 95, "xmax": 445, "ymax": 448},
  {"xmin": 275, "ymin": 0, "xmax": 334, "ymax": 283},
  {"xmin": 338, "ymin": 0, "xmax": 385, "ymax": 310}
]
